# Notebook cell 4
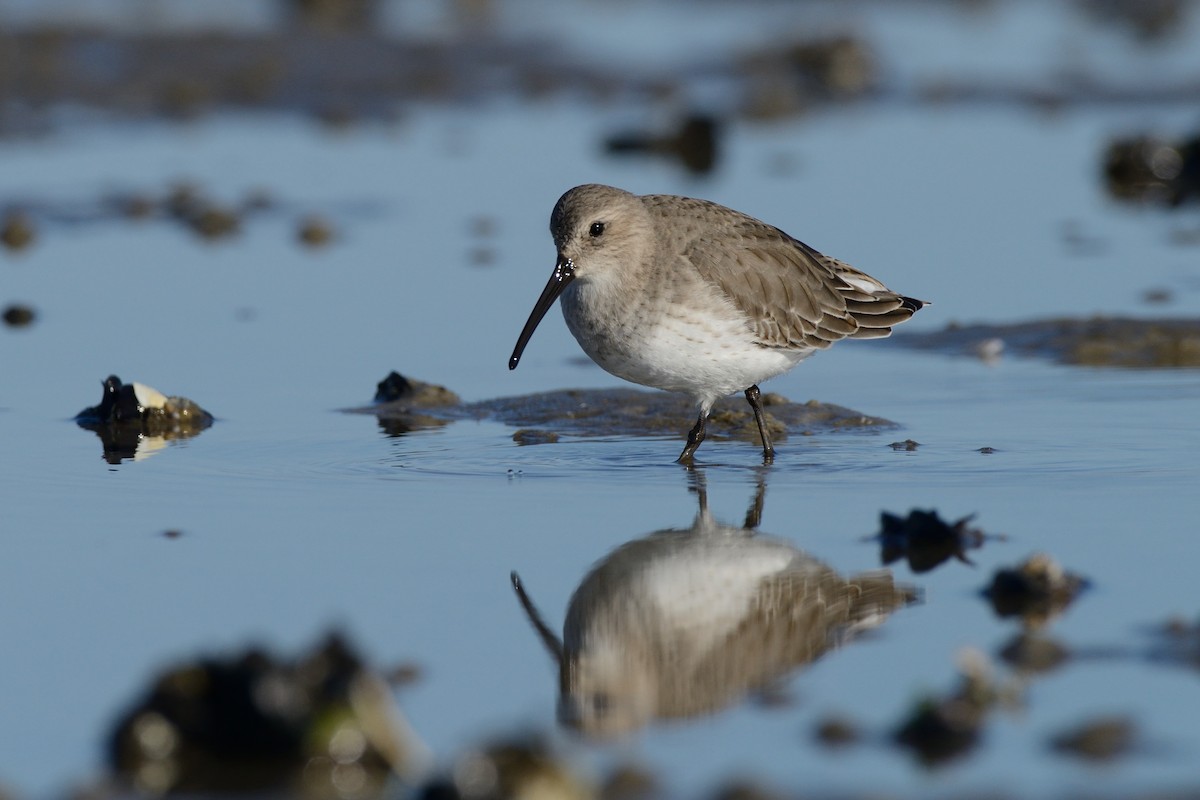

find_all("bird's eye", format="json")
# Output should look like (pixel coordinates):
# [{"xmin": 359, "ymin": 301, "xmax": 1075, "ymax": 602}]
[{"xmin": 589, "ymin": 221, "xmax": 605, "ymax": 237}]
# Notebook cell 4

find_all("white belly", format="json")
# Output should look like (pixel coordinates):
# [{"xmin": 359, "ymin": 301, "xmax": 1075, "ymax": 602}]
[{"xmin": 561, "ymin": 280, "xmax": 807, "ymax": 409}]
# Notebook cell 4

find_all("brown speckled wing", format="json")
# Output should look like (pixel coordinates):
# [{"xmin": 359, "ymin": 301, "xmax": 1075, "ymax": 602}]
[
  {"xmin": 645, "ymin": 195, "xmax": 921, "ymax": 350},
  {"xmin": 654, "ymin": 565, "xmax": 914, "ymax": 718}
]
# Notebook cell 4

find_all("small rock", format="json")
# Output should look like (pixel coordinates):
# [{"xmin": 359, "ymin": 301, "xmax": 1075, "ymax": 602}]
[
  {"xmin": 109, "ymin": 632, "xmax": 429, "ymax": 793},
  {"xmin": 1, "ymin": 211, "xmax": 35, "ymax": 251},
  {"xmin": 297, "ymin": 215, "xmax": 335, "ymax": 247},
  {"xmin": 373, "ymin": 371, "xmax": 460, "ymax": 407},
  {"xmin": 813, "ymin": 715, "xmax": 861, "ymax": 748},
  {"xmin": 982, "ymin": 553, "xmax": 1089, "ymax": 628},
  {"xmin": 2, "ymin": 304, "xmax": 36, "ymax": 327},
  {"xmin": 892, "ymin": 649, "xmax": 1004, "ymax": 768},
  {"xmin": 1049, "ymin": 716, "xmax": 1136, "ymax": 762},
  {"xmin": 188, "ymin": 206, "xmax": 240, "ymax": 240},
  {"xmin": 605, "ymin": 113, "xmax": 721, "ymax": 176},
  {"xmin": 601, "ymin": 764, "xmax": 659, "ymax": 800},
  {"xmin": 997, "ymin": 632, "xmax": 1071, "ymax": 674},
  {"xmin": 512, "ymin": 429, "xmax": 560, "ymax": 446}
]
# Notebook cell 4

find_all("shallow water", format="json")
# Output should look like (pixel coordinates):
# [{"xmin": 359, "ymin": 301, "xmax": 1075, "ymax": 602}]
[{"xmin": 3, "ymin": 2, "xmax": 1200, "ymax": 798}]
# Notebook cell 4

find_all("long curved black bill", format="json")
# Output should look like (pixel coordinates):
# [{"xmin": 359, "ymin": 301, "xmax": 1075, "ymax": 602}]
[{"xmin": 508, "ymin": 258, "xmax": 575, "ymax": 370}]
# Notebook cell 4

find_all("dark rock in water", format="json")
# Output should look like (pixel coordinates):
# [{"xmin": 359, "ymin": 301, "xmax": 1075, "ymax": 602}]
[
  {"xmin": 346, "ymin": 372, "xmax": 462, "ymax": 438},
  {"xmin": 812, "ymin": 715, "xmax": 862, "ymax": 748},
  {"xmin": 75, "ymin": 376, "xmax": 214, "ymax": 464},
  {"xmin": 417, "ymin": 735, "xmax": 589, "ymax": 800},
  {"xmin": 2, "ymin": 304, "xmax": 36, "ymax": 328},
  {"xmin": 471, "ymin": 388, "xmax": 895, "ymax": 442},
  {"xmin": 1102, "ymin": 133, "xmax": 1200, "ymax": 206},
  {"xmin": 982, "ymin": 553, "xmax": 1089, "ymax": 629},
  {"xmin": 893, "ymin": 699, "xmax": 982, "ymax": 768},
  {"xmin": 997, "ymin": 632, "xmax": 1072, "ymax": 674},
  {"xmin": 1, "ymin": 211, "xmax": 36, "ymax": 251},
  {"xmin": 738, "ymin": 34, "xmax": 877, "ymax": 119},
  {"xmin": 108, "ymin": 633, "xmax": 426, "ymax": 795},
  {"xmin": 894, "ymin": 317, "xmax": 1200, "ymax": 368},
  {"xmin": 297, "ymin": 214, "xmax": 335, "ymax": 247},
  {"xmin": 1078, "ymin": 0, "xmax": 1188, "ymax": 41},
  {"xmin": 348, "ymin": 372, "xmax": 900, "ymax": 447},
  {"xmin": 76, "ymin": 375, "xmax": 213, "ymax": 430},
  {"xmin": 188, "ymin": 205, "xmax": 241, "ymax": 240},
  {"xmin": 874, "ymin": 509, "xmax": 988, "ymax": 573},
  {"xmin": 374, "ymin": 370, "xmax": 460, "ymax": 407},
  {"xmin": 512, "ymin": 429, "xmax": 560, "ymax": 446},
  {"xmin": 1048, "ymin": 715, "xmax": 1137, "ymax": 762},
  {"xmin": 892, "ymin": 651, "xmax": 1004, "ymax": 769},
  {"xmin": 1143, "ymin": 614, "xmax": 1200, "ymax": 673},
  {"xmin": 605, "ymin": 113, "xmax": 721, "ymax": 176},
  {"xmin": 286, "ymin": 0, "xmax": 381, "ymax": 32},
  {"xmin": 601, "ymin": 763, "xmax": 660, "ymax": 800}
]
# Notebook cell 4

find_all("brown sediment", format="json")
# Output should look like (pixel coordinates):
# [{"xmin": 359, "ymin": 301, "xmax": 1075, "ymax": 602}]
[
  {"xmin": 894, "ymin": 317, "xmax": 1200, "ymax": 368},
  {"xmin": 346, "ymin": 372, "xmax": 900, "ymax": 444}
]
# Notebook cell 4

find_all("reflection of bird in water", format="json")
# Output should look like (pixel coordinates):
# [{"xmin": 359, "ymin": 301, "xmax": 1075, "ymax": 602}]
[{"xmin": 512, "ymin": 475, "xmax": 917, "ymax": 738}]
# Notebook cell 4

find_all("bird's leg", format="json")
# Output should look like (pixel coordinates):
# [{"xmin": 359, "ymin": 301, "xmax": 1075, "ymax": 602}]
[
  {"xmin": 743, "ymin": 471, "xmax": 767, "ymax": 530},
  {"xmin": 677, "ymin": 411, "xmax": 708, "ymax": 465},
  {"xmin": 745, "ymin": 385, "xmax": 775, "ymax": 463}
]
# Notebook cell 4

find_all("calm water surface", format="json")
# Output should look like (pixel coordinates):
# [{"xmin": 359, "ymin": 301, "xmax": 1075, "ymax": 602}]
[{"xmin": 3, "ymin": 4, "xmax": 1200, "ymax": 797}]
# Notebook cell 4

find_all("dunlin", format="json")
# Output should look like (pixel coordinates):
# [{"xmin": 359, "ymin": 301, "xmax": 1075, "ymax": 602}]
[
  {"xmin": 509, "ymin": 184, "xmax": 926, "ymax": 463},
  {"xmin": 510, "ymin": 480, "xmax": 915, "ymax": 736}
]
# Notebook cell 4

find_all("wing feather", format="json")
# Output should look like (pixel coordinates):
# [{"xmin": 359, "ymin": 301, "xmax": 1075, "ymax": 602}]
[{"xmin": 645, "ymin": 195, "xmax": 925, "ymax": 350}]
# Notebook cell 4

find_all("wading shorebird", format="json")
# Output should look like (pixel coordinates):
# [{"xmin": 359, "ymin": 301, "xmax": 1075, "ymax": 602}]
[{"xmin": 508, "ymin": 184, "xmax": 926, "ymax": 464}]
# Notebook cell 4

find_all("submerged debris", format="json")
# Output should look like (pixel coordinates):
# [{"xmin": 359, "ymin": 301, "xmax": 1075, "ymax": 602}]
[
  {"xmin": 873, "ymin": 509, "xmax": 988, "ymax": 573},
  {"xmin": 2, "ymin": 304, "xmax": 36, "ymax": 328},
  {"xmin": 511, "ymin": 429, "xmax": 560, "ymax": 446},
  {"xmin": 476, "ymin": 389, "xmax": 895, "ymax": 444},
  {"xmin": 894, "ymin": 317, "xmax": 1200, "ymax": 368},
  {"xmin": 75, "ymin": 376, "xmax": 213, "ymax": 430},
  {"xmin": 373, "ymin": 371, "xmax": 460, "ymax": 407},
  {"xmin": 600, "ymin": 763, "xmax": 660, "ymax": 800},
  {"xmin": 738, "ymin": 34, "xmax": 878, "ymax": 119},
  {"xmin": 997, "ymin": 632, "xmax": 1072, "ymax": 675},
  {"xmin": 286, "ymin": 0, "xmax": 381, "ymax": 32},
  {"xmin": 75, "ymin": 375, "xmax": 214, "ymax": 464},
  {"xmin": 892, "ymin": 649, "xmax": 1008, "ymax": 768},
  {"xmin": 108, "ymin": 633, "xmax": 429, "ymax": 796},
  {"xmin": 1144, "ymin": 614, "xmax": 1200, "ymax": 672},
  {"xmin": 298, "ymin": 215, "xmax": 336, "ymax": 247},
  {"xmin": 346, "ymin": 372, "xmax": 899, "ymax": 447},
  {"xmin": 982, "ymin": 553, "xmax": 1089, "ymax": 629},
  {"xmin": 419, "ymin": 735, "xmax": 591, "ymax": 800},
  {"xmin": 1, "ymin": 210, "xmax": 36, "ymax": 251},
  {"xmin": 1048, "ymin": 715, "xmax": 1137, "ymax": 762},
  {"xmin": 1078, "ymin": 0, "xmax": 1189, "ymax": 41},
  {"xmin": 604, "ymin": 113, "xmax": 721, "ymax": 176},
  {"xmin": 1103, "ymin": 133, "xmax": 1200, "ymax": 206},
  {"xmin": 812, "ymin": 715, "xmax": 862, "ymax": 749},
  {"xmin": 361, "ymin": 371, "xmax": 460, "ymax": 436}
]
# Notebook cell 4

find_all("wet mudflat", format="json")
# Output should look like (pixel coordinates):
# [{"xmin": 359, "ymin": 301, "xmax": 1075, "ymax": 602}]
[{"xmin": 3, "ymin": 1, "xmax": 1200, "ymax": 798}]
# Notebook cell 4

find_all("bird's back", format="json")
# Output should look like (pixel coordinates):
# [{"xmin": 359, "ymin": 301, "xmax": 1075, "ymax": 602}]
[{"xmin": 641, "ymin": 194, "xmax": 925, "ymax": 352}]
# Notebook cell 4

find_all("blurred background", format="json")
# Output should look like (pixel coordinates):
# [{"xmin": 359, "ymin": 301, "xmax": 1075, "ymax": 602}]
[{"xmin": 2, "ymin": 1, "xmax": 1200, "ymax": 799}]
